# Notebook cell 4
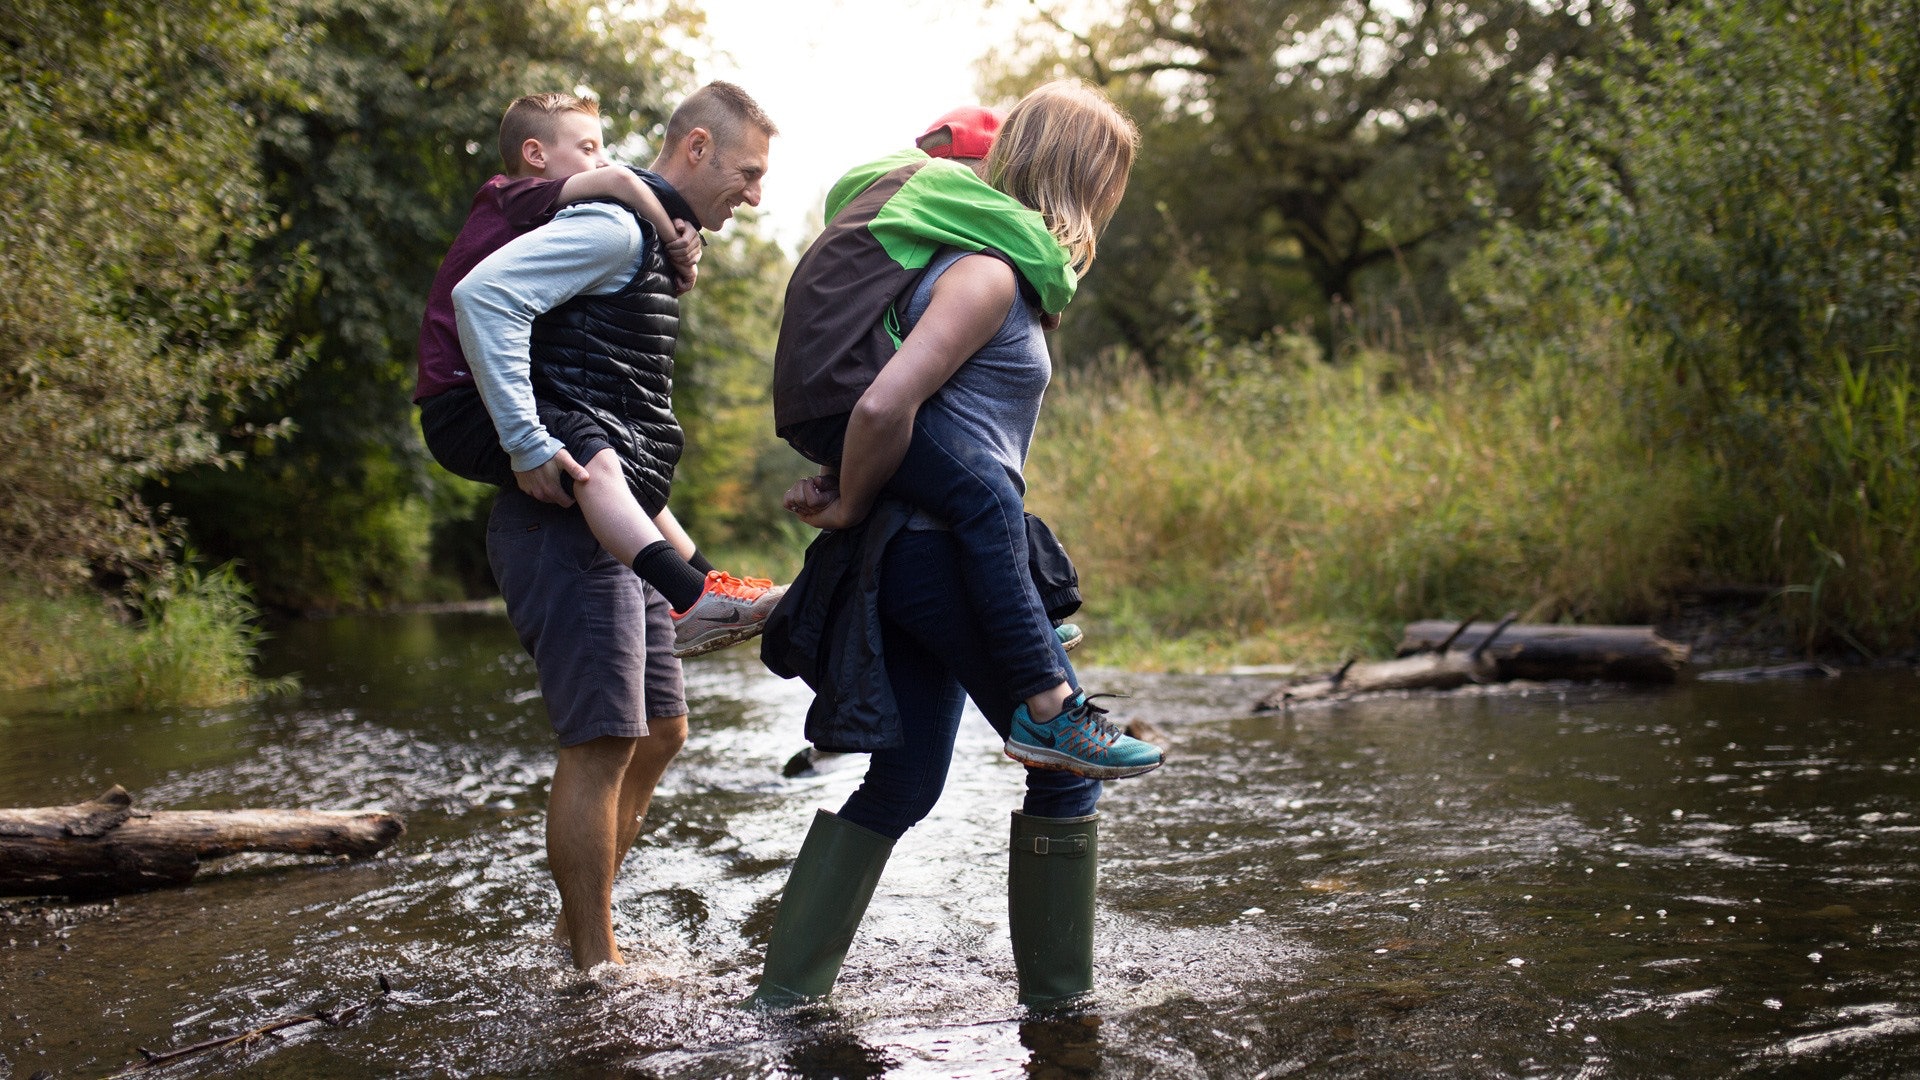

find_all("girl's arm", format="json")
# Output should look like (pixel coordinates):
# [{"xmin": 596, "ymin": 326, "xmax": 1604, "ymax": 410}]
[{"xmin": 793, "ymin": 254, "xmax": 1017, "ymax": 531}]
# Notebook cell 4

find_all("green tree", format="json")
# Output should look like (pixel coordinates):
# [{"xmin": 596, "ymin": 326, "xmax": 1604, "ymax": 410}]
[
  {"xmin": 0, "ymin": 0, "xmax": 298, "ymax": 586},
  {"xmin": 994, "ymin": 0, "xmax": 1628, "ymax": 367},
  {"xmin": 1464, "ymin": 0, "xmax": 1919, "ymax": 650},
  {"xmin": 670, "ymin": 221, "xmax": 806, "ymax": 551},
  {"xmin": 167, "ymin": 0, "xmax": 702, "ymax": 609},
  {"xmin": 1563, "ymin": 0, "xmax": 1918, "ymax": 400}
]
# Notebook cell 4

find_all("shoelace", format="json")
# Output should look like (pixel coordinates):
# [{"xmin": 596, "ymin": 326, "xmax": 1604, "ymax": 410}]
[
  {"xmin": 1063, "ymin": 694, "xmax": 1128, "ymax": 748},
  {"xmin": 705, "ymin": 570, "xmax": 771, "ymax": 599}
]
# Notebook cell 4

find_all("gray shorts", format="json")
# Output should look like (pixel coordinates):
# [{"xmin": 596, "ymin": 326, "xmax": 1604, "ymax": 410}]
[{"xmin": 486, "ymin": 489, "xmax": 687, "ymax": 746}]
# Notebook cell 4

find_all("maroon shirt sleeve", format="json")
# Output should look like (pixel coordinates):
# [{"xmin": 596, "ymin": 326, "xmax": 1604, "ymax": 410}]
[{"xmin": 491, "ymin": 175, "xmax": 567, "ymax": 230}]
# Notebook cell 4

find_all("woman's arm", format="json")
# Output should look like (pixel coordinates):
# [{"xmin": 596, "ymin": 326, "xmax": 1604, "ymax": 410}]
[{"xmin": 793, "ymin": 254, "xmax": 1018, "ymax": 530}]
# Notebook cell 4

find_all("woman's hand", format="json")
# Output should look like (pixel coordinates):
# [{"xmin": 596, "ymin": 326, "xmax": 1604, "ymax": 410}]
[
  {"xmin": 783, "ymin": 473, "xmax": 862, "ymax": 530},
  {"xmin": 782, "ymin": 473, "xmax": 836, "ymax": 516}
]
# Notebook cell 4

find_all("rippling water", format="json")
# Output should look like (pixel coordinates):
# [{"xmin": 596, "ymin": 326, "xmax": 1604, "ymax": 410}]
[{"xmin": 2, "ymin": 611, "xmax": 1917, "ymax": 1078}]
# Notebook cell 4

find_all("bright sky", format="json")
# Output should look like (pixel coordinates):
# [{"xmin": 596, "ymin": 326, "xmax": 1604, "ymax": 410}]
[{"xmin": 682, "ymin": 0, "xmax": 1029, "ymax": 250}]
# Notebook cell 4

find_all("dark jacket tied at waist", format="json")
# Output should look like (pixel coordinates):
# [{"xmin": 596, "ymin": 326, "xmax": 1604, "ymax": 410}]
[{"xmin": 760, "ymin": 502, "xmax": 1082, "ymax": 753}]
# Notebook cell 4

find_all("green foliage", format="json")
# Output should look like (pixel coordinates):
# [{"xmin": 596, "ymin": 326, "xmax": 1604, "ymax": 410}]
[
  {"xmin": 1029, "ymin": 329, "xmax": 1715, "ymax": 668},
  {"xmin": 1, "ymin": 561, "xmax": 289, "ymax": 709},
  {"xmin": 1468, "ymin": 0, "xmax": 1920, "ymax": 652},
  {"xmin": 0, "ymin": 586, "xmax": 122, "ymax": 696},
  {"xmin": 99, "ymin": 561, "xmax": 291, "ymax": 710},
  {"xmin": 993, "ymin": 0, "xmax": 1626, "ymax": 367},
  {"xmin": 1560, "ymin": 0, "xmax": 1919, "ymax": 401},
  {"xmin": 0, "ymin": 0, "xmax": 301, "ymax": 585},
  {"xmin": 669, "ymin": 220, "xmax": 810, "ymax": 554},
  {"xmin": 166, "ymin": 0, "xmax": 703, "ymax": 609}
]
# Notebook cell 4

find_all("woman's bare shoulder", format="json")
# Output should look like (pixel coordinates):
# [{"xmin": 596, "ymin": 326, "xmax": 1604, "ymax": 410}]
[{"xmin": 931, "ymin": 251, "xmax": 1018, "ymax": 301}]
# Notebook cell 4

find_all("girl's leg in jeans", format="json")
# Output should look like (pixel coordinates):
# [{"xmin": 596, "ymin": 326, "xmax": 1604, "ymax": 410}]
[
  {"xmin": 839, "ymin": 531, "xmax": 1099, "ymax": 841},
  {"xmin": 881, "ymin": 412, "xmax": 1068, "ymax": 711}
]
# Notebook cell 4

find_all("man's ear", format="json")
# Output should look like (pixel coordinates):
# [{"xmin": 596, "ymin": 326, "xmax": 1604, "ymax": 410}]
[
  {"xmin": 684, "ymin": 127, "xmax": 712, "ymax": 164},
  {"xmin": 520, "ymin": 137, "xmax": 547, "ymax": 173}
]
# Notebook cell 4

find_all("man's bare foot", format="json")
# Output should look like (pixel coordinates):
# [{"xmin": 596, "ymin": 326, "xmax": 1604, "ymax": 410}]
[{"xmin": 572, "ymin": 942, "xmax": 625, "ymax": 968}]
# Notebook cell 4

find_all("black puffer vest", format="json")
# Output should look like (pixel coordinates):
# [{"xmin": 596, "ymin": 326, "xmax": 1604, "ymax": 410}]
[{"xmin": 529, "ymin": 214, "xmax": 682, "ymax": 516}]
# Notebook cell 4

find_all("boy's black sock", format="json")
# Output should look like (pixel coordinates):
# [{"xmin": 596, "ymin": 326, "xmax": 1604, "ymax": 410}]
[
  {"xmin": 632, "ymin": 541, "xmax": 709, "ymax": 613},
  {"xmin": 688, "ymin": 550, "xmax": 716, "ymax": 575}
]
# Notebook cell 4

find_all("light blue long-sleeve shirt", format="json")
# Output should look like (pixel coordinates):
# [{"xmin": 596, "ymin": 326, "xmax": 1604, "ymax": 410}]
[{"xmin": 452, "ymin": 202, "xmax": 646, "ymax": 473}]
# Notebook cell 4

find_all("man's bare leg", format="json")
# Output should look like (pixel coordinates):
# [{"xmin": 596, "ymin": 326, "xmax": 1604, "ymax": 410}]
[
  {"xmin": 554, "ymin": 716, "xmax": 688, "ymax": 947},
  {"xmin": 549, "ymin": 735, "xmax": 639, "ymax": 968},
  {"xmin": 615, "ymin": 714, "xmax": 687, "ymax": 860}
]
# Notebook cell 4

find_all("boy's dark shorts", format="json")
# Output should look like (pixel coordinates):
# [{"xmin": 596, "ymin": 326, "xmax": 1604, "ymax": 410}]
[
  {"xmin": 420, "ymin": 385, "xmax": 615, "ymax": 490},
  {"xmin": 485, "ymin": 488, "xmax": 686, "ymax": 746}
]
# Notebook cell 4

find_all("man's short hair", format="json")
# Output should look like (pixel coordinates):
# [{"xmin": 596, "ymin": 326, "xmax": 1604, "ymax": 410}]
[
  {"xmin": 663, "ymin": 81, "xmax": 778, "ymax": 153},
  {"xmin": 498, "ymin": 93, "xmax": 599, "ymax": 174}
]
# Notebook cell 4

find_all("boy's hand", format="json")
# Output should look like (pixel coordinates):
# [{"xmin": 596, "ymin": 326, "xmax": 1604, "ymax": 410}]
[
  {"xmin": 665, "ymin": 219, "xmax": 702, "ymax": 295},
  {"xmin": 515, "ymin": 449, "xmax": 592, "ymax": 508}
]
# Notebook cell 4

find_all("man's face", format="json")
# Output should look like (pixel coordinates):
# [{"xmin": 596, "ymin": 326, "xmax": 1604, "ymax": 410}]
[
  {"xmin": 680, "ymin": 125, "xmax": 769, "ymax": 230},
  {"xmin": 533, "ymin": 111, "xmax": 610, "ymax": 178}
]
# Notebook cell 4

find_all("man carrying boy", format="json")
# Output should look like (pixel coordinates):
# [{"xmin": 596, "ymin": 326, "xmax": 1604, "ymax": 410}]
[
  {"xmin": 416, "ymin": 93, "xmax": 780, "ymax": 660},
  {"xmin": 448, "ymin": 82, "xmax": 778, "ymax": 968}
]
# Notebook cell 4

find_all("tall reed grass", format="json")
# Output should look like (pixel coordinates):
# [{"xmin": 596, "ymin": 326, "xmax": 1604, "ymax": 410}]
[
  {"xmin": 1026, "ymin": 315, "xmax": 1915, "ymax": 667},
  {"xmin": 1, "ymin": 561, "xmax": 288, "ymax": 710}
]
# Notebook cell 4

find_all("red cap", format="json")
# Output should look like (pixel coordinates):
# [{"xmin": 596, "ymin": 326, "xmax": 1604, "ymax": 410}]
[{"xmin": 917, "ymin": 105, "xmax": 1005, "ymax": 160}]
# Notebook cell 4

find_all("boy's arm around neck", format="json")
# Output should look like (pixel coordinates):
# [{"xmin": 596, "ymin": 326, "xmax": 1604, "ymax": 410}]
[{"xmin": 557, "ymin": 168, "xmax": 700, "ymax": 292}]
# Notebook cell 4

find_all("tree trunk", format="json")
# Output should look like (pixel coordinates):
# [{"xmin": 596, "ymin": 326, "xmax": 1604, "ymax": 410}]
[
  {"xmin": 1397, "ymin": 621, "xmax": 1690, "ymax": 683},
  {"xmin": 0, "ymin": 786, "xmax": 405, "ymax": 899}
]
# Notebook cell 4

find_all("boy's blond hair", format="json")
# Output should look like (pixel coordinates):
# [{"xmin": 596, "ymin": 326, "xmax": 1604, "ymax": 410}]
[
  {"xmin": 498, "ymin": 93, "xmax": 600, "ymax": 175},
  {"xmin": 986, "ymin": 81, "xmax": 1138, "ymax": 277},
  {"xmin": 662, "ymin": 81, "xmax": 778, "ymax": 154}
]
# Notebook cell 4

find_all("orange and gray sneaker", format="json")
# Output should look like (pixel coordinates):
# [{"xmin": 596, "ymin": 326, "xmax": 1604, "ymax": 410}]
[{"xmin": 671, "ymin": 571, "xmax": 787, "ymax": 658}]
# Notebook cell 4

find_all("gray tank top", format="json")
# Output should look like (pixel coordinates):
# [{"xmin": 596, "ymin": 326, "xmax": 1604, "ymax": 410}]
[{"xmin": 900, "ymin": 248, "xmax": 1052, "ymax": 518}]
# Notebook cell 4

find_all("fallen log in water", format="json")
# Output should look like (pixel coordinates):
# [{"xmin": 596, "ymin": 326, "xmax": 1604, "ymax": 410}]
[
  {"xmin": 1256, "ymin": 614, "xmax": 1515, "ymax": 709},
  {"xmin": 0, "ymin": 786, "xmax": 405, "ymax": 898},
  {"xmin": 1257, "ymin": 615, "xmax": 1692, "ymax": 710},
  {"xmin": 1397, "ymin": 620, "xmax": 1690, "ymax": 683}
]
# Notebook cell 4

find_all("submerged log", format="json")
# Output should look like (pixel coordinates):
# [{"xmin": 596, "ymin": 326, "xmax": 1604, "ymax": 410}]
[
  {"xmin": 0, "ymin": 786, "xmax": 405, "ymax": 899},
  {"xmin": 1257, "ymin": 616, "xmax": 1691, "ymax": 710},
  {"xmin": 1265, "ymin": 651, "xmax": 1492, "ymax": 707},
  {"xmin": 1397, "ymin": 620, "xmax": 1689, "ymax": 684},
  {"xmin": 1697, "ymin": 661, "xmax": 1838, "ymax": 681}
]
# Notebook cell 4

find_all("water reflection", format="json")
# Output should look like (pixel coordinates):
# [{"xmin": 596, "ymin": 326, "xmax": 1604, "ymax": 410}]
[{"xmin": 1, "ymin": 611, "xmax": 1917, "ymax": 1077}]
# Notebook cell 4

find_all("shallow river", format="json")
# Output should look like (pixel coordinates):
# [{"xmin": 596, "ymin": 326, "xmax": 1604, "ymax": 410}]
[{"xmin": 3, "ymin": 611, "xmax": 1918, "ymax": 1078}]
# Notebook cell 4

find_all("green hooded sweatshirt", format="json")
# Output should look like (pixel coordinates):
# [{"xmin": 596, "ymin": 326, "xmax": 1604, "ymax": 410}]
[{"xmin": 772, "ymin": 149, "xmax": 1076, "ymax": 433}]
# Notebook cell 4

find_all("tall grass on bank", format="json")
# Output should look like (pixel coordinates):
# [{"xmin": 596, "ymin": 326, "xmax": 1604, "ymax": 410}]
[
  {"xmin": 1029, "ymin": 336, "xmax": 1712, "ymax": 667},
  {"xmin": 1720, "ymin": 356, "xmax": 1920, "ymax": 656},
  {"xmin": 1, "ymin": 561, "xmax": 288, "ymax": 710},
  {"xmin": 1029, "ymin": 325, "xmax": 1917, "ymax": 668}
]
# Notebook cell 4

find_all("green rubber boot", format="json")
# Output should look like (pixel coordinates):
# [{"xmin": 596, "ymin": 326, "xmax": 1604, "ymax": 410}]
[
  {"xmin": 1007, "ymin": 810, "xmax": 1099, "ymax": 1008},
  {"xmin": 747, "ymin": 809, "xmax": 894, "ymax": 1008}
]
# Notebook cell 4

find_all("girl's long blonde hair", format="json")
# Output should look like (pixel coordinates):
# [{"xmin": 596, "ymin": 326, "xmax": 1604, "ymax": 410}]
[{"xmin": 986, "ymin": 80, "xmax": 1139, "ymax": 277}]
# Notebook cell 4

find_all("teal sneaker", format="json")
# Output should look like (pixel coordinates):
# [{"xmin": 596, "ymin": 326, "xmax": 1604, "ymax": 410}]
[
  {"xmin": 1006, "ymin": 693, "xmax": 1163, "ymax": 779},
  {"xmin": 1055, "ymin": 623, "xmax": 1083, "ymax": 653}
]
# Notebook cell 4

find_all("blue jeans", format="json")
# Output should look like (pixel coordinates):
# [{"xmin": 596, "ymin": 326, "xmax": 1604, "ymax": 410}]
[
  {"xmin": 837, "ymin": 529, "xmax": 1101, "ymax": 841},
  {"xmin": 883, "ymin": 412, "xmax": 1065, "ymax": 702}
]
